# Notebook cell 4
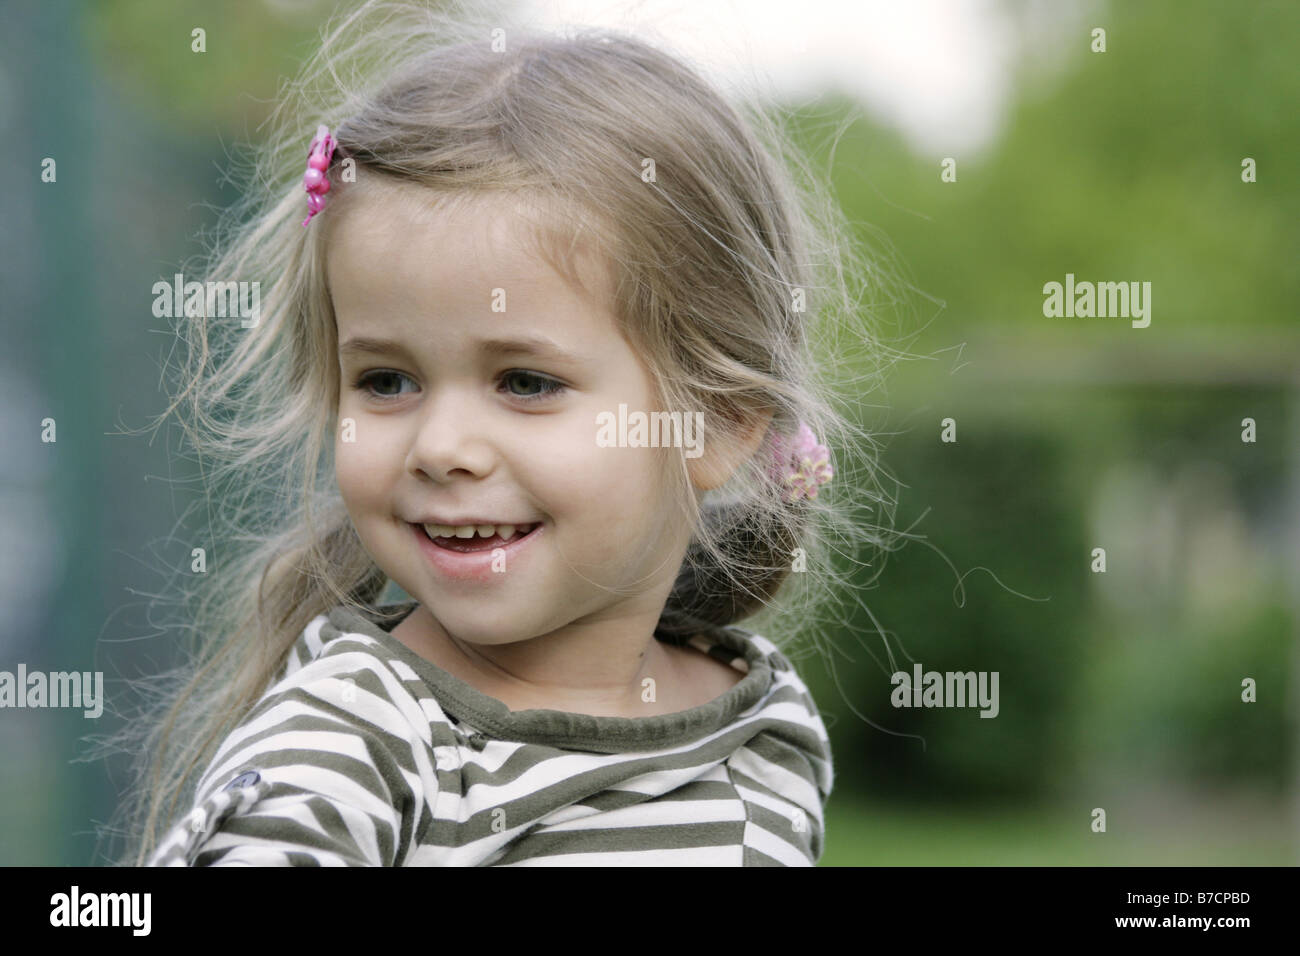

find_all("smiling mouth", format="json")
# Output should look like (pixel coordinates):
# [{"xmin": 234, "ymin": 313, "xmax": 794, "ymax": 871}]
[{"xmin": 413, "ymin": 522, "xmax": 541, "ymax": 553}]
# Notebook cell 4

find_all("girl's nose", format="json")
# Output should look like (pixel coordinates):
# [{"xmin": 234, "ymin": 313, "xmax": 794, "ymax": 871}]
[{"xmin": 404, "ymin": 390, "xmax": 495, "ymax": 483}]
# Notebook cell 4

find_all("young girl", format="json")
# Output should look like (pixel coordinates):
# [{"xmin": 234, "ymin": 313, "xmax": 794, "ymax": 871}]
[{"xmin": 114, "ymin": 0, "xmax": 892, "ymax": 867}]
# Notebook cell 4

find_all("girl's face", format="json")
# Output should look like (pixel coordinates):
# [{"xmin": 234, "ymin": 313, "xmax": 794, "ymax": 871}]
[{"xmin": 328, "ymin": 183, "xmax": 692, "ymax": 647}]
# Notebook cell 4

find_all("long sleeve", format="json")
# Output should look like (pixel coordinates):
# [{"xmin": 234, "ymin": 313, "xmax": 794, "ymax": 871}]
[{"xmin": 147, "ymin": 646, "xmax": 434, "ymax": 866}]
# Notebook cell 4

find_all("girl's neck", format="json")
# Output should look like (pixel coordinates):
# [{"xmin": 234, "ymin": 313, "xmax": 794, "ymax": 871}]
[{"xmin": 388, "ymin": 603, "xmax": 740, "ymax": 717}]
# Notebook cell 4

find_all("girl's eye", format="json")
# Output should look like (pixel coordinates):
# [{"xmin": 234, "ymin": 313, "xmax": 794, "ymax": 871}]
[
  {"xmin": 353, "ymin": 370, "xmax": 416, "ymax": 400},
  {"xmin": 350, "ymin": 369, "xmax": 564, "ymax": 404},
  {"xmin": 500, "ymin": 369, "xmax": 566, "ymax": 403}
]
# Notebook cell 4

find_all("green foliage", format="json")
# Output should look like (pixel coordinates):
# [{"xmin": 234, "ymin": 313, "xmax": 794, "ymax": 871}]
[
  {"xmin": 789, "ymin": 0, "xmax": 1298, "ymax": 337},
  {"xmin": 807, "ymin": 423, "xmax": 1089, "ymax": 802},
  {"xmin": 790, "ymin": 0, "xmax": 1296, "ymax": 813},
  {"xmin": 85, "ymin": 0, "xmax": 328, "ymax": 134}
]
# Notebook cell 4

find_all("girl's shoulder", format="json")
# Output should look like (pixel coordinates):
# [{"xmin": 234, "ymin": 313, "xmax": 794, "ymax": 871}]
[
  {"xmin": 692, "ymin": 623, "xmax": 833, "ymax": 730},
  {"xmin": 274, "ymin": 602, "xmax": 425, "ymax": 686},
  {"xmin": 231, "ymin": 604, "xmax": 452, "ymax": 766},
  {"xmin": 256, "ymin": 604, "xmax": 438, "ymax": 716},
  {"xmin": 276, "ymin": 607, "xmax": 388, "ymax": 680},
  {"xmin": 688, "ymin": 622, "xmax": 815, "ymax": 697},
  {"xmin": 699, "ymin": 623, "xmax": 835, "ymax": 806}
]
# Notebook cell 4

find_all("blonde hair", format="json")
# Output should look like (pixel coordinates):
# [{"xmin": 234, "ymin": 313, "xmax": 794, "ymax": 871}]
[{"xmin": 102, "ymin": 0, "xmax": 905, "ymax": 867}]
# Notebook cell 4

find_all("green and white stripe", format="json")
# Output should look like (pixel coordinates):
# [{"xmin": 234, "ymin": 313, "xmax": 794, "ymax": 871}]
[{"xmin": 148, "ymin": 603, "xmax": 833, "ymax": 866}]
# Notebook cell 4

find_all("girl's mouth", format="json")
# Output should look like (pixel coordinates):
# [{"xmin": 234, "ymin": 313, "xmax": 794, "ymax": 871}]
[
  {"xmin": 413, "ymin": 522, "xmax": 541, "ymax": 552},
  {"xmin": 410, "ymin": 519, "xmax": 544, "ymax": 583}
]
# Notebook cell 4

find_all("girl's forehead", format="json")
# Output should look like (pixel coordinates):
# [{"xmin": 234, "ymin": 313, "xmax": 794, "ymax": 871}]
[
  {"xmin": 329, "ymin": 182, "xmax": 520, "ymax": 257},
  {"xmin": 326, "ymin": 181, "xmax": 616, "ymax": 316}
]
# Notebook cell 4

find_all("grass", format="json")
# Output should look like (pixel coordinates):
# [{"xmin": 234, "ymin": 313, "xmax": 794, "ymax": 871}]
[{"xmin": 818, "ymin": 793, "xmax": 1297, "ymax": 866}]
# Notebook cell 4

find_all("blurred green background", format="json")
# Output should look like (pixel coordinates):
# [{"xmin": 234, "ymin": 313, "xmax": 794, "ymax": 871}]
[{"xmin": 2, "ymin": 0, "xmax": 1294, "ymax": 865}]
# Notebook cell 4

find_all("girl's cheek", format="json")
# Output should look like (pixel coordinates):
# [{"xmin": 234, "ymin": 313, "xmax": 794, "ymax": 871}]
[
  {"xmin": 583, "ymin": 446, "xmax": 664, "ymax": 518},
  {"xmin": 336, "ymin": 409, "xmax": 392, "ymax": 458},
  {"xmin": 332, "ymin": 448, "xmax": 363, "ymax": 509},
  {"xmin": 333, "ymin": 426, "xmax": 385, "ymax": 504}
]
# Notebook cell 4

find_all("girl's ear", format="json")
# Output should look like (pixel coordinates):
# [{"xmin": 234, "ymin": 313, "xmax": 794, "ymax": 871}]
[{"xmin": 687, "ymin": 405, "xmax": 775, "ymax": 491}]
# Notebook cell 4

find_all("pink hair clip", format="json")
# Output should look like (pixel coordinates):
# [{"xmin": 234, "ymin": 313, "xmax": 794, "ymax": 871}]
[
  {"xmin": 770, "ymin": 421, "xmax": 833, "ymax": 502},
  {"xmin": 301, "ymin": 124, "xmax": 337, "ymax": 227}
]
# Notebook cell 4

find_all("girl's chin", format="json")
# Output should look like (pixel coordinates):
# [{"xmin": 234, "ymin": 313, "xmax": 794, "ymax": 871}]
[{"xmin": 429, "ymin": 614, "xmax": 552, "ymax": 648}]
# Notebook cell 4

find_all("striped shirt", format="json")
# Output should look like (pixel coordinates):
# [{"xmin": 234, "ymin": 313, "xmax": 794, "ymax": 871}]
[{"xmin": 148, "ymin": 601, "xmax": 834, "ymax": 866}]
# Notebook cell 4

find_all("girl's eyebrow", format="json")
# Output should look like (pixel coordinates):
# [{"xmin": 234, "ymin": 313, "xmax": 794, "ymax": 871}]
[
  {"xmin": 338, "ymin": 334, "xmax": 586, "ymax": 363},
  {"xmin": 478, "ymin": 335, "xmax": 585, "ymax": 363},
  {"xmin": 338, "ymin": 336, "xmax": 410, "ymax": 357}
]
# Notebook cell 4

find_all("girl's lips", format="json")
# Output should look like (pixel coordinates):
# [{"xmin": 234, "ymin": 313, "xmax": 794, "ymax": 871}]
[
  {"xmin": 410, "ymin": 520, "xmax": 543, "ymax": 582},
  {"xmin": 421, "ymin": 523, "xmax": 539, "ymax": 552}
]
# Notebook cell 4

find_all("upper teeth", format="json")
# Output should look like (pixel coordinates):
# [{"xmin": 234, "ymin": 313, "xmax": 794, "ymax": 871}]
[{"xmin": 423, "ymin": 523, "xmax": 532, "ymax": 540}]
